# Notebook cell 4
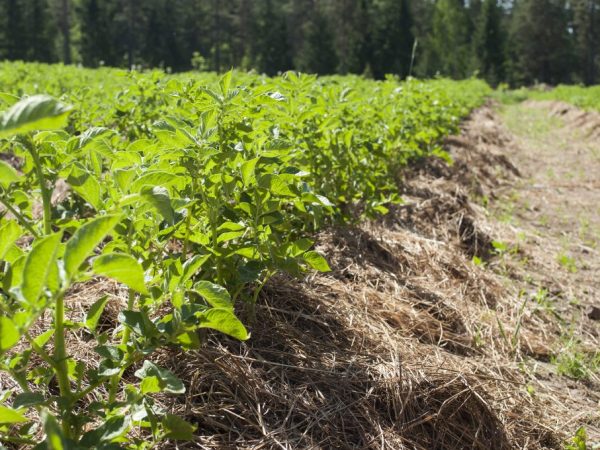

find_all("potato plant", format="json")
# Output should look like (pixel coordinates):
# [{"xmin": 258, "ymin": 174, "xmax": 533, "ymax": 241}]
[{"xmin": 0, "ymin": 62, "xmax": 490, "ymax": 448}]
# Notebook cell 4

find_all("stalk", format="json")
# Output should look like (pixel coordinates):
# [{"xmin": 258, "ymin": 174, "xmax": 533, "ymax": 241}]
[
  {"xmin": 24, "ymin": 138, "xmax": 52, "ymax": 235},
  {"xmin": 53, "ymin": 291, "xmax": 73, "ymax": 437},
  {"xmin": 108, "ymin": 289, "xmax": 136, "ymax": 403}
]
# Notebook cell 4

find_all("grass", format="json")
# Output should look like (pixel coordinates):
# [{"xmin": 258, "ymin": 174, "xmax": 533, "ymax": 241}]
[
  {"xmin": 500, "ymin": 103, "xmax": 564, "ymax": 141},
  {"xmin": 557, "ymin": 252, "xmax": 578, "ymax": 273}
]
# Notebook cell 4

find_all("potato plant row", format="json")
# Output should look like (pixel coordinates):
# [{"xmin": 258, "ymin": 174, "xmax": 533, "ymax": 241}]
[{"xmin": 0, "ymin": 62, "xmax": 490, "ymax": 448}]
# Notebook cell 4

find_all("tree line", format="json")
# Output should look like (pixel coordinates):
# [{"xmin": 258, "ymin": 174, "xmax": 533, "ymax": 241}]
[{"xmin": 0, "ymin": 0, "xmax": 598, "ymax": 86}]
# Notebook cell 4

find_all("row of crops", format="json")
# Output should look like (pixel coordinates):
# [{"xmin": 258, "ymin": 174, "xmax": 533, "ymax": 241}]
[{"xmin": 0, "ymin": 62, "xmax": 490, "ymax": 447}]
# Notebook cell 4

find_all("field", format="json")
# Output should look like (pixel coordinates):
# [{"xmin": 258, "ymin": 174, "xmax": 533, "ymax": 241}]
[
  {"xmin": 0, "ymin": 63, "xmax": 599, "ymax": 449},
  {"xmin": 0, "ymin": 62, "xmax": 497, "ymax": 447}
]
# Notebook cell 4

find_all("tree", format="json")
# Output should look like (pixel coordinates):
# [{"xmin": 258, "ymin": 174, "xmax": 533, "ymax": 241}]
[
  {"xmin": 4, "ymin": 0, "xmax": 29, "ymax": 60},
  {"xmin": 79, "ymin": 0, "xmax": 116, "ymax": 66},
  {"xmin": 509, "ymin": 0, "xmax": 574, "ymax": 84},
  {"xmin": 425, "ymin": 0, "xmax": 474, "ymax": 78},
  {"xmin": 369, "ymin": 0, "xmax": 415, "ymax": 78},
  {"xmin": 572, "ymin": 0, "xmax": 599, "ymax": 84},
  {"xmin": 58, "ymin": 0, "xmax": 72, "ymax": 63},
  {"xmin": 473, "ymin": 0, "xmax": 506, "ymax": 84},
  {"xmin": 296, "ymin": 7, "xmax": 338, "ymax": 75},
  {"xmin": 250, "ymin": 0, "xmax": 292, "ymax": 75}
]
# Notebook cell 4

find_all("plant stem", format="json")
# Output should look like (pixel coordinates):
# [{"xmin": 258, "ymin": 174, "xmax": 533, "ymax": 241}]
[
  {"xmin": 25, "ymin": 138, "xmax": 52, "ymax": 235},
  {"xmin": 53, "ymin": 291, "xmax": 73, "ymax": 437},
  {"xmin": 108, "ymin": 289, "xmax": 135, "ymax": 403}
]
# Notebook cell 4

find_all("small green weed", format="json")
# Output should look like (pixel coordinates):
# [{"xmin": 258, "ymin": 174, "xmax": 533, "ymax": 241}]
[
  {"xmin": 557, "ymin": 253, "xmax": 578, "ymax": 273},
  {"xmin": 552, "ymin": 338, "xmax": 600, "ymax": 380}
]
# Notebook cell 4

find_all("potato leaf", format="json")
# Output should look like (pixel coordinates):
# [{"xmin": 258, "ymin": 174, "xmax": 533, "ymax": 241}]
[{"xmin": 0, "ymin": 95, "xmax": 72, "ymax": 138}]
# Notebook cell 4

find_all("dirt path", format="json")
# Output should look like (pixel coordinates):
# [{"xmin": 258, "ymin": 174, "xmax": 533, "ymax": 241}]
[
  {"xmin": 499, "ymin": 101, "xmax": 600, "ymax": 305},
  {"xmin": 492, "ymin": 100, "xmax": 600, "ymax": 442}
]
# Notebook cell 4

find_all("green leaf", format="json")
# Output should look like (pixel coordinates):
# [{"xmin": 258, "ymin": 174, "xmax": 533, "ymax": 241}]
[
  {"xmin": 84, "ymin": 296, "xmax": 109, "ymax": 332},
  {"xmin": 0, "ymin": 404, "xmax": 28, "ymax": 424},
  {"xmin": 66, "ymin": 164, "xmax": 102, "ymax": 210},
  {"xmin": 0, "ymin": 92, "xmax": 19, "ymax": 107},
  {"xmin": 13, "ymin": 392, "xmax": 45, "ymax": 409},
  {"xmin": 140, "ymin": 376, "xmax": 161, "ymax": 394},
  {"xmin": 64, "ymin": 214, "xmax": 121, "ymax": 280},
  {"xmin": 198, "ymin": 308, "xmax": 249, "ymax": 340},
  {"xmin": 33, "ymin": 329, "xmax": 54, "ymax": 347},
  {"xmin": 162, "ymin": 414, "xmax": 196, "ymax": 440},
  {"xmin": 303, "ymin": 251, "xmax": 331, "ymax": 272},
  {"xmin": 0, "ymin": 95, "xmax": 72, "ymax": 138},
  {"xmin": 131, "ymin": 171, "xmax": 180, "ymax": 193},
  {"xmin": 192, "ymin": 281, "xmax": 233, "ymax": 309},
  {"xmin": 134, "ymin": 361, "xmax": 185, "ymax": 394},
  {"xmin": 259, "ymin": 174, "xmax": 296, "ymax": 197},
  {"xmin": 180, "ymin": 254, "xmax": 210, "ymax": 286},
  {"xmin": 0, "ymin": 221, "xmax": 22, "ymax": 260},
  {"xmin": 118, "ymin": 311, "xmax": 158, "ymax": 338},
  {"xmin": 97, "ymin": 359, "xmax": 121, "ymax": 377},
  {"xmin": 92, "ymin": 253, "xmax": 148, "ymax": 295},
  {"xmin": 240, "ymin": 158, "xmax": 259, "ymax": 186},
  {"xmin": 287, "ymin": 238, "xmax": 313, "ymax": 257},
  {"xmin": 20, "ymin": 232, "xmax": 62, "ymax": 306},
  {"xmin": 42, "ymin": 409, "xmax": 68, "ymax": 450},
  {"xmin": 140, "ymin": 186, "xmax": 175, "ymax": 225},
  {"xmin": 217, "ymin": 230, "xmax": 245, "ymax": 243},
  {"xmin": 0, "ymin": 160, "xmax": 20, "ymax": 187},
  {"xmin": 0, "ymin": 317, "xmax": 20, "ymax": 353},
  {"xmin": 80, "ymin": 415, "xmax": 130, "ymax": 447},
  {"xmin": 219, "ymin": 70, "xmax": 233, "ymax": 96}
]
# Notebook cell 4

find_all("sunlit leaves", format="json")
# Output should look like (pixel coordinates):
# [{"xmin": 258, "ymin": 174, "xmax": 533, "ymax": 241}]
[
  {"xmin": 92, "ymin": 253, "xmax": 149, "ymax": 295},
  {"xmin": 0, "ymin": 221, "xmax": 21, "ymax": 259},
  {"xmin": 0, "ymin": 317, "xmax": 20, "ymax": 353},
  {"xmin": 0, "ymin": 404, "xmax": 28, "ymax": 424},
  {"xmin": 19, "ymin": 232, "xmax": 62, "ymax": 306},
  {"xmin": 64, "ymin": 214, "xmax": 122, "ymax": 280},
  {"xmin": 302, "ymin": 251, "xmax": 331, "ymax": 272},
  {"xmin": 0, "ymin": 95, "xmax": 72, "ymax": 138},
  {"xmin": 134, "ymin": 361, "xmax": 185, "ymax": 394},
  {"xmin": 198, "ymin": 308, "xmax": 249, "ymax": 340},
  {"xmin": 192, "ymin": 281, "xmax": 233, "ymax": 309},
  {"xmin": 0, "ymin": 160, "xmax": 20, "ymax": 187}
]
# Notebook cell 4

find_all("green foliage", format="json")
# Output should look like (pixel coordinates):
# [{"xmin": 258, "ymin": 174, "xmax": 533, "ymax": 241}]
[
  {"xmin": 0, "ymin": 61, "xmax": 490, "ymax": 446},
  {"xmin": 527, "ymin": 84, "xmax": 600, "ymax": 111},
  {"xmin": 565, "ymin": 427, "xmax": 588, "ymax": 450}
]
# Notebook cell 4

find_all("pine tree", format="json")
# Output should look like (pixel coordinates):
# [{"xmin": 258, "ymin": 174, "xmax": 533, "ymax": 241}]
[
  {"xmin": 473, "ymin": 0, "xmax": 506, "ymax": 85},
  {"xmin": 429, "ymin": 0, "xmax": 473, "ymax": 78},
  {"xmin": 369, "ymin": 0, "xmax": 415, "ymax": 78},
  {"xmin": 4, "ymin": 0, "xmax": 29, "ymax": 60},
  {"xmin": 572, "ymin": 0, "xmax": 599, "ymax": 84},
  {"xmin": 509, "ymin": 0, "xmax": 574, "ymax": 84},
  {"xmin": 296, "ymin": 7, "xmax": 338, "ymax": 75},
  {"xmin": 79, "ymin": 0, "xmax": 116, "ymax": 66},
  {"xmin": 250, "ymin": 0, "xmax": 292, "ymax": 75}
]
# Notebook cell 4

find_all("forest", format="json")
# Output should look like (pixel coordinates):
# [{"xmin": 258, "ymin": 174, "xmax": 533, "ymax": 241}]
[{"xmin": 0, "ymin": 0, "xmax": 598, "ymax": 86}]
